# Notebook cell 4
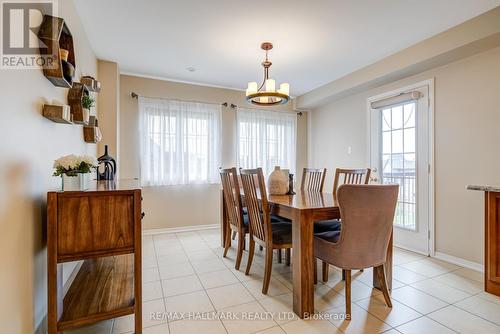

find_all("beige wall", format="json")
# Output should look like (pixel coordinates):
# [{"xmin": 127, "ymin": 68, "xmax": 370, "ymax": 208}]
[
  {"xmin": 119, "ymin": 74, "xmax": 307, "ymax": 230},
  {"xmin": 309, "ymin": 46, "xmax": 500, "ymax": 264},
  {"xmin": 97, "ymin": 61, "xmax": 120, "ymax": 159},
  {"xmin": 0, "ymin": 1, "xmax": 97, "ymax": 333}
]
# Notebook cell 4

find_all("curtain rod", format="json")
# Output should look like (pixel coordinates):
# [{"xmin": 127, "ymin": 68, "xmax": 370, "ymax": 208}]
[
  {"xmin": 130, "ymin": 92, "xmax": 302, "ymax": 116},
  {"xmin": 130, "ymin": 92, "xmax": 236, "ymax": 108}
]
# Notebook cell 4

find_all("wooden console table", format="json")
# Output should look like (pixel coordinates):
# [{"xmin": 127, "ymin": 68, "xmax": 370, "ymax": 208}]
[
  {"xmin": 468, "ymin": 185, "xmax": 500, "ymax": 296},
  {"xmin": 47, "ymin": 180, "xmax": 142, "ymax": 333}
]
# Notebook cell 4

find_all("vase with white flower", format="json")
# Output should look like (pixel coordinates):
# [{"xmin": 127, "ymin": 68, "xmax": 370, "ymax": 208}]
[{"xmin": 53, "ymin": 154, "xmax": 97, "ymax": 191}]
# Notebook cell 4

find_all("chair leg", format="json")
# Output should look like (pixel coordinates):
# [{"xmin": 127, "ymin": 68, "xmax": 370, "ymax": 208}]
[
  {"xmin": 322, "ymin": 261, "xmax": 329, "ymax": 282},
  {"xmin": 245, "ymin": 238, "xmax": 255, "ymax": 275},
  {"xmin": 232, "ymin": 231, "xmax": 237, "ymax": 240},
  {"xmin": 235, "ymin": 232, "xmax": 245, "ymax": 270},
  {"xmin": 345, "ymin": 269, "xmax": 352, "ymax": 320},
  {"xmin": 223, "ymin": 228, "xmax": 232, "ymax": 257},
  {"xmin": 375, "ymin": 264, "xmax": 392, "ymax": 307},
  {"xmin": 285, "ymin": 248, "xmax": 291, "ymax": 266},
  {"xmin": 314, "ymin": 259, "xmax": 318, "ymax": 285},
  {"xmin": 277, "ymin": 249, "xmax": 282, "ymax": 263},
  {"xmin": 263, "ymin": 246, "xmax": 274, "ymax": 294},
  {"xmin": 342, "ymin": 269, "xmax": 346, "ymax": 281}
]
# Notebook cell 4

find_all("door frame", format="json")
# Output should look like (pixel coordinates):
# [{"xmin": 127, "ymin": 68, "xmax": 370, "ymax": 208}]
[{"xmin": 366, "ymin": 78, "xmax": 435, "ymax": 256}]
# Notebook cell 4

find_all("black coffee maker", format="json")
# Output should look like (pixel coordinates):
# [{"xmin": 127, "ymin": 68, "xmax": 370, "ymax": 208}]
[{"xmin": 97, "ymin": 145, "xmax": 116, "ymax": 180}]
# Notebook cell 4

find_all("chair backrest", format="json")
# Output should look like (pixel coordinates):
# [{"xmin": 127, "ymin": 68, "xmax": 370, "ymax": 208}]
[
  {"xmin": 239, "ymin": 168, "xmax": 272, "ymax": 244},
  {"xmin": 336, "ymin": 184, "xmax": 399, "ymax": 268},
  {"xmin": 220, "ymin": 168, "xmax": 245, "ymax": 231},
  {"xmin": 333, "ymin": 168, "xmax": 371, "ymax": 200},
  {"xmin": 301, "ymin": 168, "xmax": 327, "ymax": 192}
]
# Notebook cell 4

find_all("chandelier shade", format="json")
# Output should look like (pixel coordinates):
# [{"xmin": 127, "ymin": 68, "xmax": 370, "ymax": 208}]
[{"xmin": 245, "ymin": 42, "xmax": 290, "ymax": 106}]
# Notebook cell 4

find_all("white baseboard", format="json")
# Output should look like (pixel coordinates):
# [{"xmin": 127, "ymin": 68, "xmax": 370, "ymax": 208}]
[
  {"xmin": 393, "ymin": 243, "xmax": 429, "ymax": 256},
  {"xmin": 143, "ymin": 223, "xmax": 219, "ymax": 235},
  {"xmin": 434, "ymin": 251, "xmax": 484, "ymax": 273}
]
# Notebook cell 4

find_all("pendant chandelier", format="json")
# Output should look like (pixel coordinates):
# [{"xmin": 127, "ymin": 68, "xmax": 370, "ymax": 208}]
[{"xmin": 245, "ymin": 42, "xmax": 290, "ymax": 106}]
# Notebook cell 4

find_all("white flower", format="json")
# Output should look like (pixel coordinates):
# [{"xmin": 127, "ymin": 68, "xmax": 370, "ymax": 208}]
[
  {"xmin": 80, "ymin": 155, "xmax": 97, "ymax": 166},
  {"xmin": 53, "ymin": 154, "xmax": 80, "ymax": 170}
]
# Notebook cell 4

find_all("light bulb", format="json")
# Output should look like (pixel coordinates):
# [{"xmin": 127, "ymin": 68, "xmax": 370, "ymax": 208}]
[
  {"xmin": 246, "ymin": 82, "xmax": 258, "ymax": 96},
  {"xmin": 260, "ymin": 96, "xmax": 269, "ymax": 103},
  {"xmin": 279, "ymin": 83, "xmax": 290, "ymax": 96},
  {"xmin": 265, "ymin": 79, "xmax": 275, "ymax": 92}
]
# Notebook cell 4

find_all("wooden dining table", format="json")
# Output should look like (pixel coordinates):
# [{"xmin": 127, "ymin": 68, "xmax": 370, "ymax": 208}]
[{"xmin": 221, "ymin": 190, "xmax": 393, "ymax": 318}]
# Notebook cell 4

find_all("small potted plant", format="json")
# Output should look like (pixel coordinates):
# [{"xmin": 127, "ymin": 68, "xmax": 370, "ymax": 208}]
[
  {"xmin": 81, "ymin": 94, "xmax": 95, "ymax": 124},
  {"xmin": 53, "ymin": 154, "xmax": 96, "ymax": 191}
]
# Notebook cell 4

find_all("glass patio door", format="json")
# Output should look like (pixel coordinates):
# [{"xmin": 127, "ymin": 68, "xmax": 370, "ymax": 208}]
[{"xmin": 369, "ymin": 85, "xmax": 431, "ymax": 255}]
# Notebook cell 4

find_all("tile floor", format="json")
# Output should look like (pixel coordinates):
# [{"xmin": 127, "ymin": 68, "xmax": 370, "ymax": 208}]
[{"xmin": 66, "ymin": 228, "xmax": 500, "ymax": 334}]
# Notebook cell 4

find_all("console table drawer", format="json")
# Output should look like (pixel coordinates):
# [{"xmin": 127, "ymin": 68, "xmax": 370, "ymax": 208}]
[{"xmin": 57, "ymin": 194, "xmax": 134, "ymax": 260}]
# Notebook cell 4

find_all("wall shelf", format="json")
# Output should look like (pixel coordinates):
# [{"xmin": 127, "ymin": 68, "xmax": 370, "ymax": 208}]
[
  {"xmin": 37, "ymin": 15, "xmax": 76, "ymax": 88},
  {"xmin": 42, "ymin": 104, "xmax": 72, "ymax": 124},
  {"xmin": 68, "ymin": 83, "xmax": 90, "ymax": 125}
]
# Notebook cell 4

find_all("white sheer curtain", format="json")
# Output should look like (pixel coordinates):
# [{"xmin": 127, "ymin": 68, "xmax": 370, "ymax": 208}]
[
  {"xmin": 138, "ymin": 97, "xmax": 221, "ymax": 186},
  {"xmin": 237, "ymin": 107, "xmax": 297, "ymax": 176}
]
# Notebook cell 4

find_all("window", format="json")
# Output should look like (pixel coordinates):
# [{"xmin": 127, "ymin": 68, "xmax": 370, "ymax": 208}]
[
  {"xmin": 237, "ymin": 107, "xmax": 296, "ymax": 176},
  {"xmin": 139, "ymin": 97, "xmax": 221, "ymax": 186}
]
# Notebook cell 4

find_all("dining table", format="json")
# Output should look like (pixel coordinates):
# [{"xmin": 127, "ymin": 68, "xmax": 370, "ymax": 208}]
[{"xmin": 220, "ymin": 190, "xmax": 393, "ymax": 318}]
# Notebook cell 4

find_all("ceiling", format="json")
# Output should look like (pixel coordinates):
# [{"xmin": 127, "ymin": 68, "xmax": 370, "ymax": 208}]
[{"xmin": 74, "ymin": 0, "xmax": 500, "ymax": 96}]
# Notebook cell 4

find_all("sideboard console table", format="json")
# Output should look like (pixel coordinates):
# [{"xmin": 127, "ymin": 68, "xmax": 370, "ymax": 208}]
[
  {"xmin": 47, "ymin": 180, "xmax": 142, "ymax": 333},
  {"xmin": 468, "ymin": 185, "xmax": 500, "ymax": 297}
]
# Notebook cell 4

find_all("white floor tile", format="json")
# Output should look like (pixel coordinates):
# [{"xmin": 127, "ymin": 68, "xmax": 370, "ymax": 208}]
[
  {"xmin": 206, "ymin": 282, "xmax": 255, "ymax": 310},
  {"xmin": 143, "ymin": 267, "xmax": 161, "ymax": 283},
  {"xmin": 331, "ymin": 280, "xmax": 383, "ymax": 302},
  {"xmin": 313, "ymin": 284, "xmax": 346, "ymax": 311},
  {"xmin": 356, "ymin": 294, "xmax": 422, "ymax": 327},
  {"xmin": 143, "ymin": 299, "xmax": 168, "ymax": 328},
  {"xmin": 112, "ymin": 315, "xmax": 134, "ymax": 334},
  {"xmin": 390, "ymin": 286, "xmax": 448, "ymax": 314},
  {"xmin": 156, "ymin": 252, "xmax": 189, "ymax": 266},
  {"xmin": 254, "ymin": 326, "xmax": 286, "ymax": 334},
  {"xmin": 164, "ymin": 290, "xmax": 215, "ymax": 319},
  {"xmin": 143, "ymin": 280, "xmax": 164, "ymax": 301},
  {"xmin": 162, "ymin": 275, "xmax": 203, "ymax": 297},
  {"xmin": 258, "ymin": 292, "xmax": 298, "ymax": 324},
  {"xmin": 476, "ymin": 291, "xmax": 500, "ymax": 305},
  {"xmin": 399, "ymin": 258, "xmax": 460, "ymax": 278},
  {"xmin": 65, "ymin": 320, "xmax": 113, "ymax": 334},
  {"xmin": 280, "ymin": 318, "xmax": 342, "ymax": 334},
  {"xmin": 243, "ymin": 277, "xmax": 291, "ymax": 299},
  {"xmin": 392, "ymin": 266, "xmax": 428, "ymax": 284},
  {"xmin": 168, "ymin": 318, "xmax": 226, "ymax": 334},
  {"xmin": 428, "ymin": 305, "xmax": 500, "ymax": 334},
  {"xmin": 396, "ymin": 316, "xmax": 455, "ymax": 334},
  {"xmin": 191, "ymin": 258, "xmax": 227, "ymax": 274},
  {"xmin": 453, "ymin": 267, "xmax": 483, "ymax": 282},
  {"xmin": 186, "ymin": 249, "xmax": 220, "ymax": 262},
  {"xmin": 433, "ymin": 272, "xmax": 483, "ymax": 294},
  {"xmin": 159, "ymin": 262, "xmax": 194, "ymax": 280},
  {"xmin": 220, "ymin": 301, "xmax": 277, "ymax": 334},
  {"xmin": 143, "ymin": 323, "xmax": 170, "ymax": 334},
  {"xmin": 455, "ymin": 295, "xmax": 500, "ymax": 325},
  {"xmin": 326, "ymin": 303, "xmax": 391, "ymax": 334},
  {"xmin": 410, "ymin": 278, "xmax": 471, "ymax": 304},
  {"xmin": 198, "ymin": 268, "xmax": 240, "ymax": 289}
]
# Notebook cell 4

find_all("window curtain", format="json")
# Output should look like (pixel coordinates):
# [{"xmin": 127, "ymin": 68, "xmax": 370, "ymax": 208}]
[
  {"xmin": 138, "ymin": 96, "xmax": 222, "ymax": 186},
  {"xmin": 237, "ymin": 107, "xmax": 297, "ymax": 176}
]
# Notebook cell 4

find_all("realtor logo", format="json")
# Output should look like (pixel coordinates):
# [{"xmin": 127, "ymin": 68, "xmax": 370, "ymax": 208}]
[{"xmin": 1, "ymin": 0, "xmax": 58, "ymax": 69}]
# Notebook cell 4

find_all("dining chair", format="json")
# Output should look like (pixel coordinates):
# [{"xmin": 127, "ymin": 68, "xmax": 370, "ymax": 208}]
[
  {"xmin": 240, "ymin": 168, "xmax": 293, "ymax": 294},
  {"xmin": 220, "ymin": 167, "xmax": 247, "ymax": 270},
  {"xmin": 314, "ymin": 184, "xmax": 398, "ymax": 319},
  {"xmin": 317, "ymin": 167, "xmax": 371, "ymax": 282},
  {"xmin": 301, "ymin": 168, "xmax": 327, "ymax": 192}
]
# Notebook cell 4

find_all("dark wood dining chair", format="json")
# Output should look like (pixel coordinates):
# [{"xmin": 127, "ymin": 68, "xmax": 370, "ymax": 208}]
[
  {"xmin": 240, "ymin": 168, "xmax": 293, "ymax": 294},
  {"xmin": 301, "ymin": 168, "xmax": 327, "ymax": 192},
  {"xmin": 220, "ymin": 167, "xmax": 247, "ymax": 270},
  {"xmin": 317, "ymin": 167, "xmax": 371, "ymax": 281},
  {"xmin": 314, "ymin": 184, "xmax": 398, "ymax": 319}
]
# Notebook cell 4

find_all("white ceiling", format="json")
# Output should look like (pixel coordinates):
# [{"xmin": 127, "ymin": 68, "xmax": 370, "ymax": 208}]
[{"xmin": 74, "ymin": 0, "xmax": 500, "ymax": 96}]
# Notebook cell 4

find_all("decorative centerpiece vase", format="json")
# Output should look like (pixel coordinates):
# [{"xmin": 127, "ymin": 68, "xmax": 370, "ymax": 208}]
[
  {"xmin": 268, "ymin": 166, "xmax": 289, "ymax": 195},
  {"xmin": 97, "ymin": 145, "xmax": 117, "ymax": 180},
  {"xmin": 53, "ymin": 154, "xmax": 97, "ymax": 191},
  {"xmin": 62, "ymin": 173, "xmax": 89, "ymax": 191}
]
